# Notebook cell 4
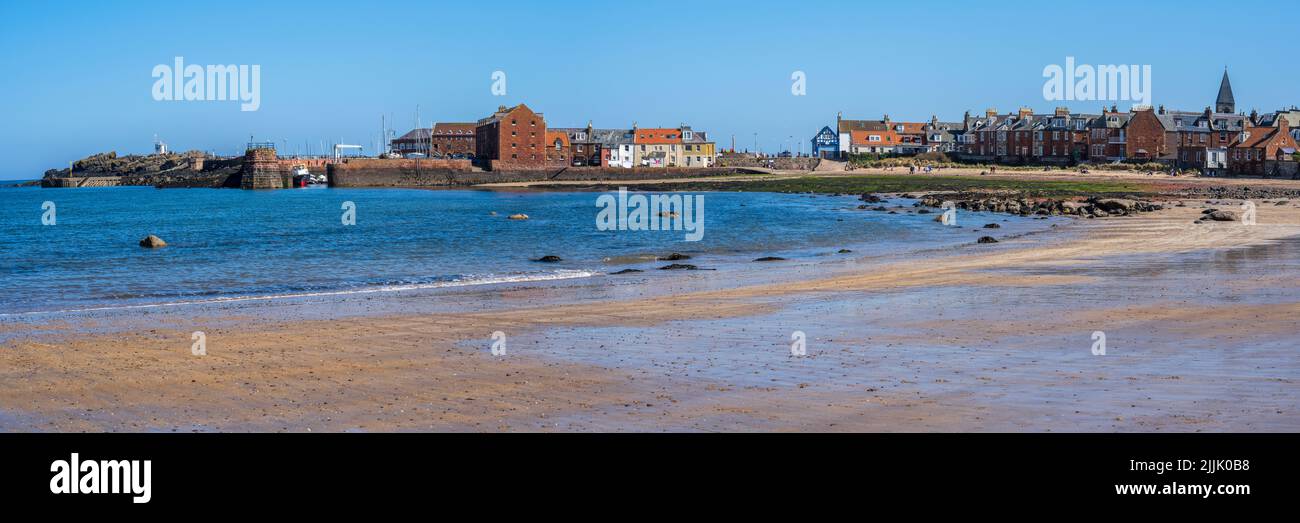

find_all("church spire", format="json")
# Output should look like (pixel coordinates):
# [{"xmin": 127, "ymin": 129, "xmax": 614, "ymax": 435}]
[{"xmin": 1216, "ymin": 68, "xmax": 1235, "ymax": 114}]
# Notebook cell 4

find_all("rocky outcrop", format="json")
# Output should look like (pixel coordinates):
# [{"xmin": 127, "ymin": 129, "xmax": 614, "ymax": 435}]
[
  {"xmin": 534, "ymin": 255, "xmax": 562, "ymax": 263},
  {"xmin": 44, "ymin": 151, "xmax": 241, "ymax": 188},
  {"xmin": 916, "ymin": 193, "xmax": 1164, "ymax": 218}
]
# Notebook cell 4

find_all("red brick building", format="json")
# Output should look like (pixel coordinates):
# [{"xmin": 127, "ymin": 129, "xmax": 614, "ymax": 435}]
[
  {"xmin": 1230, "ymin": 117, "xmax": 1298, "ymax": 175},
  {"xmin": 544, "ymin": 130, "xmax": 570, "ymax": 166},
  {"xmin": 1088, "ymin": 106, "xmax": 1131, "ymax": 161},
  {"xmin": 1125, "ymin": 108, "xmax": 1170, "ymax": 160},
  {"xmin": 475, "ymin": 104, "xmax": 547, "ymax": 170}
]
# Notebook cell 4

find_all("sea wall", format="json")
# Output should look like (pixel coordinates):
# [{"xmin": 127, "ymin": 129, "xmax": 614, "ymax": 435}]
[
  {"xmin": 329, "ymin": 161, "xmax": 751, "ymax": 187},
  {"xmin": 327, "ymin": 158, "xmax": 474, "ymax": 187},
  {"xmin": 715, "ymin": 156, "xmax": 820, "ymax": 171}
]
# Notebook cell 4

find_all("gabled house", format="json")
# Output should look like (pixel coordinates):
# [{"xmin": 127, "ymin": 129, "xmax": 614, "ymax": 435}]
[
  {"xmin": 849, "ymin": 129, "xmax": 899, "ymax": 155},
  {"xmin": 1229, "ymin": 116, "xmax": 1298, "ymax": 176},
  {"xmin": 680, "ymin": 126, "xmax": 715, "ymax": 167},
  {"xmin": 837, "ymin": 113, "xmax": 889, "ymax": 158},
  {"xmin": 544, "ymin": 130, "xmax": 570, "ymax": 166},
  {"xmin": 922, "ymin": 116, "xmax": 964, "ymax": 154},
  {"xmin": 1256, "ymin": 108, "xmax": 1300, "ymax": 145}
]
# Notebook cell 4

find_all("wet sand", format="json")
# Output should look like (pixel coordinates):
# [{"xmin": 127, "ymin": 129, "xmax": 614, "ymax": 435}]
[{"xmin": 2, "ymin": 199, "xmax": 1299, "ymax": 432}]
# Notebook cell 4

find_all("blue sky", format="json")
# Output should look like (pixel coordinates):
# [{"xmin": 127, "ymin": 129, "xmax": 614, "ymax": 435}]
[{"xmin": 1, "ymin": 0, "xmax": 1295, "ymax": 180}]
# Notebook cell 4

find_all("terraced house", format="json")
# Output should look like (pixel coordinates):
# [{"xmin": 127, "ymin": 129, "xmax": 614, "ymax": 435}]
[
  {"xmin": 633, "ymin": 127, "xmax": 682, "ymax": 167},
  {"xmin": 1171, "ymin": 108, "xmax": 1248, "ymax": 175},
  {"xmin": 1088, "ymin": 106, "xmax": 1132, "ymax": 161},
  {"xmin": 680, "ymin": 126, "xmax": 715, "ymax": 167},
  {"xmin": 849, "ymin": 128, "xmax": 899, "ymax": 155}
]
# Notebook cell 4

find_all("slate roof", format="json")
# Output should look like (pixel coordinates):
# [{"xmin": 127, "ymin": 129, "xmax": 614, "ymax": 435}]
[
  {"xmin": 838, "ymin": 119, "xmax": 889, "ymax": 133},
  {"xmin": 394, "ymin": 128, "xmax": 431, "ymax": 141},
  {"xmin": 1257, "ymin": 109, "xmax": 1300, "ymax": 127}
]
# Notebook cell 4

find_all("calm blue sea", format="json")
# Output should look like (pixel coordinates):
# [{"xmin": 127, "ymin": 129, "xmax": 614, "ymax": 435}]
[{"xmin": 0, "ymin": 186, "xmax": 1054, "ymax": 315}]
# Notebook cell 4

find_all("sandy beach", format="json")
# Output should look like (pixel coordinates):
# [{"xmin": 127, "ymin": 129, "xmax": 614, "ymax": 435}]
[{"xmin": 3, "ymin": 174, "xmax": 1299, "ymax": 432}]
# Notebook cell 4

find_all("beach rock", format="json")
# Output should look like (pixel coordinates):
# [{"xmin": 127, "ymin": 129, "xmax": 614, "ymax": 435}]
[
  {"xmin": 753, "ymin": 256, "xmax": 786, "ymax": 262},
  {"xmin": 1093, "ymin": 198, "xmax": 1137, "ymax": 213},
  {"xmin": 871, "ymin": 206, "xmax": 888, "ymax": 211},
  {"xmin": 1205, "ymin": 210, "xmax": 1240, "ymax": 221},
  {"xmin": 609, "ymin": 269, "xmax": 643, "ymax": 275},
  {"xmin": 534, "ymin": 255, "xmax": 562, "ymax": 263},
  {"xmin": 916, "ymin": 209, "xmax": 931, "ymax": 214},
  {"xmin": 138, "ymin": 235, "xmax": 167, "ymax": 248},
  {"xmin": 983, "ymin": 223, "xmax": 1000, "ymax": 229},
  {"xmin": 932, "ymin": 215, "xmax": 945, "ymax": 222},
  {"xmin": 657, "ymin": 253, "xmax": 691, "ymax": 261},
  {"xmin": 859, "ymin": 193, "xmax": 884, "ymax": 203},
  {"xmin": 837, "ymin": 249, "xmax": 853, "ymax": 253},
  {"xmin": 507, "ymin": 213, "xmax": 529, "ymax": 220},
  {"xmin": 658, "ymin": 264, "xmax": 698, "ymax": 270},
  {"xmin": 976, "ymin": 236, "xmax": 999, "ymax": 244},
  {"xmin": 1061, "ymin": 201, "xmax": 1088, "ymax": 214}
]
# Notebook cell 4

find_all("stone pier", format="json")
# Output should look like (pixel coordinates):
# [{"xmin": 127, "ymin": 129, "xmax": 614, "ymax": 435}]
[{"xmin": 239, "ymin": 145, "xmax": 288, "ymax": 189}]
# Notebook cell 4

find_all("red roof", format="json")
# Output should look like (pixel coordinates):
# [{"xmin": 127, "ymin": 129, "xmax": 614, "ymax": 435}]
[{"xmin": 634, "ymin": 128, "xmax": 682, "ymax": 145}]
